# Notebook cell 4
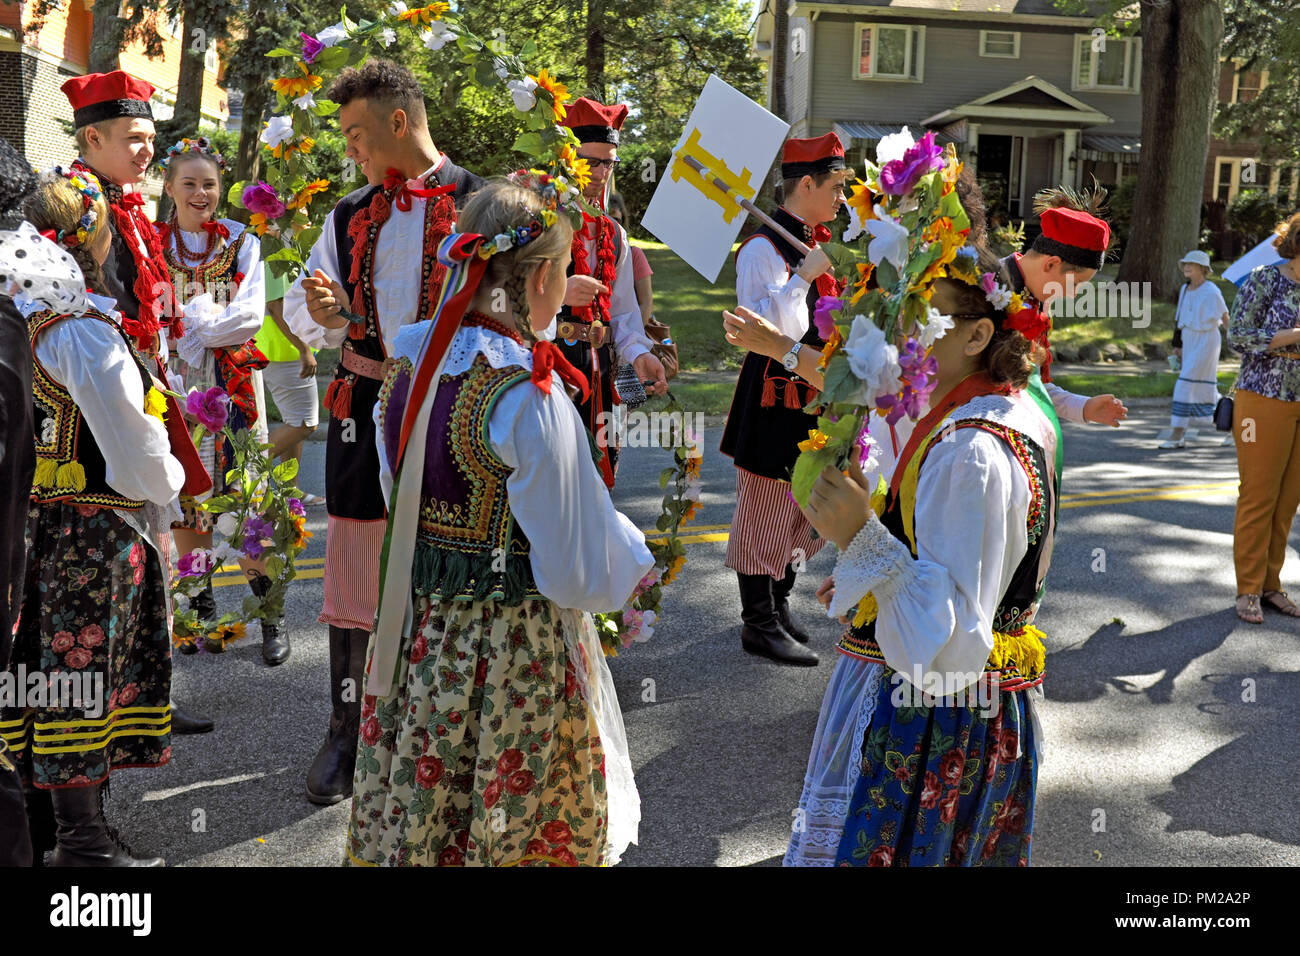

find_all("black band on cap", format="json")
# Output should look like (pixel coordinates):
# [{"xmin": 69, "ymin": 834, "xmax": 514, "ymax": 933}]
[
  {"xmin": 570, "ymin": 124, "xmax": 619, "ymax": 145},
  {"xmin": 73, "ymin": 99, "xmax": 153, "ymax": 129},
  {"xmin": 781, "ymin": 157, "xmax": 846, "ymax": 180},
  {"xmin": 1030, "ymin": 234, "xmax": 1104, "ymax": 270}
]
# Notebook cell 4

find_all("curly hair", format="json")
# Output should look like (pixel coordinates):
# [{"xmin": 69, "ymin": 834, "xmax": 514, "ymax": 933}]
[
  {"xmin": 1273, "ymin": 210, "xmax": 1300, "ymax": 260},
  {"xmin": 328, "ymin": 59, "xmax": 427, "ymax": 127}
]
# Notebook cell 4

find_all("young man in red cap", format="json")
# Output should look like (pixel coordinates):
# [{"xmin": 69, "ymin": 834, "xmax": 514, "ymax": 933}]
[
  {"xmin": 996, "ymin": 202, "xmax": 1128, "ymax": 483},
  {"xmin": 286, "ymin": 59, "xmax": 482, "ymax": 806},
  {"xmin": 557, "ymin": 97, "xmax": 666, "ymax": 488},
  {"xmin": 62, "ymin": 71, "xmax": 216, "ymax": 737},
  {"xmin": 720, "ymin": 132, "xmax": 850, "ymax": 666}
]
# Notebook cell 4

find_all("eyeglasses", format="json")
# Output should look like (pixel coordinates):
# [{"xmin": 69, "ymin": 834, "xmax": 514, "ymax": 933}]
[{"xmin": 578, "ymin": 156, "xmax": 622, "ymax": 170}]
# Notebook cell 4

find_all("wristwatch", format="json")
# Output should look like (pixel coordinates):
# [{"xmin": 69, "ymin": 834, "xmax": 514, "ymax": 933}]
[{"xmin": 781, "ymin": 341, "xmax": 803, "ymax": 371}]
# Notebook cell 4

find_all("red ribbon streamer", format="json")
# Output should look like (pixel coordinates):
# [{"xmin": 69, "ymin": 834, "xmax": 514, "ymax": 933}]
[{"xmin": 531, "ymin": 340, "xmax": 591, "ymax": 400}]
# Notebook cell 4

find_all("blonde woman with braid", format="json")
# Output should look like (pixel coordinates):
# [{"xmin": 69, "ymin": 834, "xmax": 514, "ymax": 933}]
[{"xmin": 345, "ymin": 175, "xmax": 652, "ymax": 867}]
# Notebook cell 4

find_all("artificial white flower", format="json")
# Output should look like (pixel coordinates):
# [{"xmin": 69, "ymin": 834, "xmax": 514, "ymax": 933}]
[
  {"xmin": 292, "ymin": 92, "xmax": 316, "ymax": 111},
  {"xmin": 843, "ymin": 316, "xmax": 901, "ymax": 402},
  {"xmin": 843, "ymin": 204, "xmax": 865, "ymax": 242},
  {"xmin": 385, "ymin": 1, "xmax": 408, "ymax": 16},
  {"xmin": 986, "ymin": 284, "xmax": 1013, "ymax": 310},
  {"xmin": 493, "ymin": 231, "xmax": 515, "ymax": 251},
  {"xmin": 684, "ymin": 476, "xmax": 702, "ymax": 501},
  {"xmin": 260, "ymin": 115, "xmax": 295, "ymax": 149},
  {"xmin": 380, "ymin": 27, "xmax": 397, "ymax": 47},
  {"xmin": 507, "ymin": 76, "xmax": 538, "ymax": 112},
  {"xmin": 315, "ymin": 22, "xmax": 348, "ymax": 47},
  {"xmin": 216, "ymin": 512, "xmax": 239, "ymax": 537},
  {"xmin": 209, "ymin": 540, "xmax": 237, "ymax": 569},
  {"xmin": 421, "ymin": 21, "xmax": 453, "ymax": 51},
  {"xmin": 865, "ymin": 204, "xmax": 909, "ymax": 271},
  {"xmin": 918, "ymin": 307, "xmax": 955, "ymax": 348},
  {"xmin": 875, "ymin": 126, "xmax": 914, "ymax": 166},
  {"xmin": 494, "ymin": 58, "xmax": 510, "ymax": 80}
]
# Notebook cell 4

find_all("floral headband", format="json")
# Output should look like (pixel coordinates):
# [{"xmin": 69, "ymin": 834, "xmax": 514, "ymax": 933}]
[
  {"xmin": 475, "ymin": 170, "xmax": 583, "ymax": 258},
  {"xmin": 40, "ymin": 165, "xmax": 102, "ymax": 249},
  {"xmin": 943, "ymin": 248, "xmax": 1049, "ymax": 342},
  {"xmin": 163, "ymin": 136, "xmax": 227, "ymax": 171}
]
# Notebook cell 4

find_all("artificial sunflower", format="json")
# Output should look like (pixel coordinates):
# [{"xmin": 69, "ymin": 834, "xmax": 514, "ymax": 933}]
[
  {"xmin": 797, "ymin": 429, "xmax": 829, "ymax": 453},
  {"xmin": 399, "ymin": 2, "xmax": 449, "ymax": 25},
  {"xmin": 289, "ymin": 178, "xmax": 330, "ymax": 209},
  {"xmin": 272, "ymin": 62, "xmax": 323, "ymax": 100},
  {"xmin": 559, "ymin": 143, "xmax": 591, "ymax": 190},
  {"xmin": 817, "ymin": 327, "xmax": 843, "ymax": 370},
  {"xmin": 271, "ymin": 136, "xmax": 315, "ymax": 160},
  {"xmin": 533, "ymin": 69, "xmax": 570, "ymax": 122}
]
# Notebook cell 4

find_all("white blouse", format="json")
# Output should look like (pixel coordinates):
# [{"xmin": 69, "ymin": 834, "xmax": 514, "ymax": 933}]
[
  {"xmin": 1176, "ymin": 280, "xmax": 1229, "ymax": 332},
  {"xmin": 828, "ymin": 395, "xmax": 1039, "ymax": 694},
  {"xmin": 168, "ymin": 220, "xmax": 266, "ymax": 369},
  {"xmin": 735, "ymin": 233, "xmax": 812, "ymax": 341},
  {"xmin": 376, "ymin": 322, "xmax": 653, "ymax": 613}
]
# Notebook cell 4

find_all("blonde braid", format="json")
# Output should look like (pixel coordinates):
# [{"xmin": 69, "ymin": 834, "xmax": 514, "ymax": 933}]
[{"xmin": 503, "ymin": 269, "xmax": 533, "ymax": 342}]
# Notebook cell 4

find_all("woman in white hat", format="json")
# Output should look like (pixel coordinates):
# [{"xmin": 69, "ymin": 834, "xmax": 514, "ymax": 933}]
[{"xmin": 1159, "ymin": 250, "xmax": 1229, "ymax": 448}]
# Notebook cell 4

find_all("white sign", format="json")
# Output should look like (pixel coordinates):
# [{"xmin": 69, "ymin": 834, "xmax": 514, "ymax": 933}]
[{"xmin": 641, "ymin": 74, "xmax": 789, "ymax": 283}]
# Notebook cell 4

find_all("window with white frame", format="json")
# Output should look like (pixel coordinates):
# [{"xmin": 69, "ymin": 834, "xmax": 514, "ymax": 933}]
[
  {"xmin": 1214, "ymin": 157, "xmax": 1300, "ymax": 205},
  {"xmin": 855, "ymin": 23, "xmax": 924, "ymax": 81},
  {"xmin": 1074, "ymin": 34, "xmax": 1137, "ymax": 91},
  {"xmin": 1232, "ymin": 68, "xmax": 1266, "ymax": 103},
  {"xmin": 980, "ymin": 30, "xmax": 1019, "ymax": 59}
]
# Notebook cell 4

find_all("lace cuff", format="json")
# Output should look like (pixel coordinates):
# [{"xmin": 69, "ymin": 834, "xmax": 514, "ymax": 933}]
[{"xmin": 827, "ymin": 514, "xmax": 915, "ymax": 620}]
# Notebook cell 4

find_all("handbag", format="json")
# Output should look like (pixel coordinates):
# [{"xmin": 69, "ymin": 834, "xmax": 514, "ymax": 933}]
[
  {"xmin": 1214, "ymin": 391, "xmax": 1234, "ymax": 432},
  {"xmin": 644, "ymin": 314, "xmax": 679, "ymax": 380}
]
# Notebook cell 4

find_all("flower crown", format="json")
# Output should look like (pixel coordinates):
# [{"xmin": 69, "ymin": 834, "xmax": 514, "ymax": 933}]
[
  {"xmin": 474, "ymin": 169, "xmax": 583, "ymax": 259},
  {"xmin": 42, "ymin": 165, "xmax": 102, "ymax": 249},
  {"xmin": 945, "ymin": 248, "xmax": 1049, "ymax": 342},
  {"xmin": 163, "ymin": 136, "xmax": 227, "ymax": 171}
]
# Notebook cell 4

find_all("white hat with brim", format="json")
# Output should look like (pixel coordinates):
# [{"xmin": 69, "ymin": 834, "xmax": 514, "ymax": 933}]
[{"xmin": 1179, "ymin": 249, "xmax": 1213, "ymax": 275}]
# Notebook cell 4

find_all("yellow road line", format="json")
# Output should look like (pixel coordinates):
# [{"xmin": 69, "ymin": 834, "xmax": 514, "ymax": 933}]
[{"xmin": 1059, "ymin": 480, "xmax": 1235, "ymax": 502}]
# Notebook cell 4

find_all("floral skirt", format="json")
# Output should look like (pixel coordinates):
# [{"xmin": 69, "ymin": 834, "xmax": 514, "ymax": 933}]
[
  {"xmin": 0, "ymin": 502, "xmax": 172, "ymax": 788},
  {"xmin": 345, "ymin": 597, "xmax": 639, "ymax": 867},
  {"xmin": 786, "ymin": 655, "xmax": 1038, "ymax": 867}
]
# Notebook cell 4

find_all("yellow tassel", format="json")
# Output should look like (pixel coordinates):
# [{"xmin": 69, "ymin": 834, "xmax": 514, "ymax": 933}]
[
  {"xmin": 55, "ymin": 460, "xmax": 87, "ymax": 491},
  {"xmin": 852, "ymin": 593, "xmax": 878, "ymax": 628},
  {"xmin": 988, "ymin": 625, "xmax": 1046, "ymax": 676},
  {"xmin": 145, "ymin": 387, "xmax": 167, "ymax": 423},
  {"xmin": 33, "ymin": 458, "xmax": 58, "ymax": 488}
]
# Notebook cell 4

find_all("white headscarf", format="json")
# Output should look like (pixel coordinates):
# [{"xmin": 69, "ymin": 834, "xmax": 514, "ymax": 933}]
[{"xmin": 0, "ymin": 220, "xmax": 92, "ymax": 317}]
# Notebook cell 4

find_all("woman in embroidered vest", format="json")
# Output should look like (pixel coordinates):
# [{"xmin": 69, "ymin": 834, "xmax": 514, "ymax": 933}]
[
  {"xmin": 785, "ymin": 261, "xmax": 1055, "ymax": 867},
  {"xmin": 156, "ymin": 138, "xmax": 283, "ymax": 665},
  {"xmin": 0, "ymin": 169, "xmax": 184, "ymax": 866},
  {"xmin": 345, "ymin": 175, "xmax": 653, "ymax": 867}
]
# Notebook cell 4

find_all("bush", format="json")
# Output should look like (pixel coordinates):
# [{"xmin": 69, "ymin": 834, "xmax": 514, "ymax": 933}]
[
  {"xmin": 1227, "ymin": 188, "xmax": 1284, "ymax": 247},
  {"xmin": 1106, "ymin": 175, "xmax": 1137, "ymax": 261}
]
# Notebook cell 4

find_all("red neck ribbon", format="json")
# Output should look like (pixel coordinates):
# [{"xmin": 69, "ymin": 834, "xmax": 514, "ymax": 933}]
[{"xmin": 383, "ymin": 167, "xmax": 452, "ymax": 212}]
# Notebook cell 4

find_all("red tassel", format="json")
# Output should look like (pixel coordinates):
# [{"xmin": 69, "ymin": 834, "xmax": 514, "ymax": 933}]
[
  {"xmin": 348, "ymin": 321, "xmax": 366, "ymax": 341},
  {"xmin": 324, "ymin": 377, "xmax": 353, "ymax": 420},
  {"xmin": 784, "ymin": 381, "xmax": 803, "ymax": 409},
  {"xmin": 761, "ymin": 378, "xmax": 777, "ymax": 407}
]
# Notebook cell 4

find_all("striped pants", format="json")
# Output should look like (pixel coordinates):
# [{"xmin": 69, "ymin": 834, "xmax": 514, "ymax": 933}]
[
  {"xmin": 725, "ymin": 467, "xmax": 826, "ymax": 578},
  {"xmin": 320, "ymin": 517, "xmax": 386, "ymax": 630}
]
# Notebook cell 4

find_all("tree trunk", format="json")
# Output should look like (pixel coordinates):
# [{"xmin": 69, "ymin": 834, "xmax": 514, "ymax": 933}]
[
  {"xmin": 230, "ymin": 76, "xmax": 269, "ymax": 227},
  {"xmin": 88, "ymin": 0, "xmax": 128, "ymax": 73},
  {"xmin": 771, "ymin": 4, "xmax": 789, "ymax": 121},
  {"xmin": 1117, "ymin": 0, "xmax": 1224, "ymax": 300},
  {"xmin": 585, "ymin": 0, "xmax": 606, "ymax": 101},
  {"xmin": 157, "ymin": 1, "xmax": 218, "ymax": 147}
]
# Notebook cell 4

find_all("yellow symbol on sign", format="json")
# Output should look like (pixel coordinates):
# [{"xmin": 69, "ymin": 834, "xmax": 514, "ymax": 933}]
[{"xmin": 670, "ymin": 128, "xmax": 754, "ymax": 224}]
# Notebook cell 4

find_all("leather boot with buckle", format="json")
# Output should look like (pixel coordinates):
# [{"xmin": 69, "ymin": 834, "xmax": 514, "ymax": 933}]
[
  {"xmin": 305, "ymin": 626, "xmax": 368, "ymax": 805},
  {"xmin": 738, "ymin": 573, "xmax": 818, "ymax": 666},
  {"xmin": 248, "ymin": 573, "xmax": 290, "ymax": 666},
  {"xmin": 772, "ymin": 564, "xmax": 814, "ymax": 644},
  {"xmin": 47, "ymin": 782, "xmax": 165, "ymax": 867}
]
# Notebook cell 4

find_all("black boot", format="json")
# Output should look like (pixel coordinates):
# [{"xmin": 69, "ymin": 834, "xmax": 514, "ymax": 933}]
[
  {"xmin": 169, "ymin": 703, "xmax": 214, "ymax": 734},
  {"xmin": 305, "ymin": 626, "xmax": 367, "ymax": 805},
  {"xmin": 248, "ymin": 573, "xmax": 290, "ymax": 666},
  {"xmin": 24, "ymin": 781, "xmax": 56, "ymax": 866},
  {"xmin": 772, "ymin": 564, "xmax": 814, "ymax": 644},
  {"xmin": 738, "ymin": 573, "xmax": 819, "ymax": 666},
  {"xmin": 180, "ymin": 583, "xmax": 218, "ymax": 656},
  {"xmin": 0, "ymin": 754, "xmax": 33, "ymax": 867},
  {"xmin": 47, "ymin": 783, "xmax": 165, "ymax": 867}
]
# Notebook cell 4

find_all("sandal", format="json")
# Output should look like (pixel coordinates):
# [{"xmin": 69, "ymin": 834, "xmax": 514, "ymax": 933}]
[
  {"xmin": 1236, "ymin": 594, "xmax": 1263, "ymax": 624},
  {"xmin": 1261, "ymin": 590, "xmax": 1300, "ymax": 618},
  {"xmin": 301, "ymin": 493, "xmax": 327, "ymax": 507}
]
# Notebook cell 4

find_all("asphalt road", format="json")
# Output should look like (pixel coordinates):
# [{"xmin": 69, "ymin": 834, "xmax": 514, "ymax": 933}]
[{"xmin": 106, "ymin": 399, "xmax": 1300, "ymax": 866}]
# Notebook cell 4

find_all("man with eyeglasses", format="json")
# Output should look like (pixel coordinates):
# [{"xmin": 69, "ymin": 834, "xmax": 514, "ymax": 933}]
[{"xmin": 557, "ymin": 97, "xmax": 666, "ymax": 488}]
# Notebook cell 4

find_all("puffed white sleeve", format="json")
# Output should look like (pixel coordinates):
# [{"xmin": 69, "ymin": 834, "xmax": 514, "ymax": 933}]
[
  {"xmin": 1045, "ymin": 381, "xmax": 1087, "ymax": 424},
  {"xmin": 35, "ymin": 318, "xmax": 184, "ymax": 506},
  {"xmin": 284, "ymin": 208, "xmax": 348, "ymax": 351},
  {"xmin": 489, "ymin": 377, "xmax": 654, "ymax": 611},
  {"xmin": 609, "ymin": 225, "xmax": 652, "ymax": 365},
  {"xmin": 827, "ymin": 428, "xmax": 1029, "ymax": 693},
  {"xmin": 176, "ymin": 230, "xmax": 267, "ymax": 367},
  {"xmin": 735, "ymin": 236, "xmax": 811, "ymax": 341}
]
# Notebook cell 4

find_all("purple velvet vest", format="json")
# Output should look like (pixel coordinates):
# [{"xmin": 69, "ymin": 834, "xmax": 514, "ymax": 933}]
[{"xmin": 379, "ymin": 352, "xmax": 539, "ymax": 604}]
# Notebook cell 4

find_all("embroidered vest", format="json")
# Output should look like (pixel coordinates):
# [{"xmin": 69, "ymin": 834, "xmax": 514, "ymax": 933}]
[
  {"xmin": 28, "ymin": 308, "xmax": 154, "ymax": 510},
  {"xmin": 719, "ymin": 207, "xmax": 842, "ymax": 480},
  {"xmin": 377, "ymin": 352, "xmax": 539, "ymax": 605},
  {"xmin": 836, "ymin": 416, "xmax": 1053, "ymax": 692},
  {"xmin": 164, "ymin": 229, "xmax": 244, "ymax": 302}
]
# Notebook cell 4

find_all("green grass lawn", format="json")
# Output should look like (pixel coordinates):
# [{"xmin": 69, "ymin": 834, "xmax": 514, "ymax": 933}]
[
  {"xmin": 638, "ymin": 238, "xmax": 745, "ymax": 373},
  {"xmin": 1051, "ymin": 369, "xmax": 1237, "ymax": 399}
]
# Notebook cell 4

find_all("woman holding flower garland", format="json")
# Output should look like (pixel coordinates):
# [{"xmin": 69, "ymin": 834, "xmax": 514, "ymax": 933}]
[
  {"xmin": 155, "ymin": 138, "xmax": 285, "ymax": 666},
  {"xmin": 345, "ymin": 174, "xmax": 652, "ymax": 867},
  {"xmin": 785, "ymin": 258, "xmax": 1055, "ymax": 867},
  {"xmin": 0, "ymin": 168, "xmax": 183, "ymax": 866}
]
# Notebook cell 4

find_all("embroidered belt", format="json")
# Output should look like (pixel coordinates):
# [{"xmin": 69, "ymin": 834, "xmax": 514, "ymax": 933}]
[
  {"xmin": 341, "ymin": 348, "xmax": 389, "ymax": 381},
  {"xmin": 557, "ymin": 320, "xmax": 608, "ymax": 348},
  {"xmin": 836, "ymin": 627, "xmax": 1046, "ymax": 693}
]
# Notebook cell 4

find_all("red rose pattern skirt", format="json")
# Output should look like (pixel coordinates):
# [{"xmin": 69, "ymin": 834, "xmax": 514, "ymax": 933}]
[
  {"xmin": 345, "ymin": 597, "xmax": 610, "ymax": 867},
  {"xmin": 0, "ymin": 502, "xmax": 172, "ymax": 788}
]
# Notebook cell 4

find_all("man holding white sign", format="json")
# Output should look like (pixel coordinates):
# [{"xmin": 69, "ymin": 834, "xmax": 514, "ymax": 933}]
[{"xmin": 720, "ymin": 134, "xmax": 850, "ymax": 666}]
